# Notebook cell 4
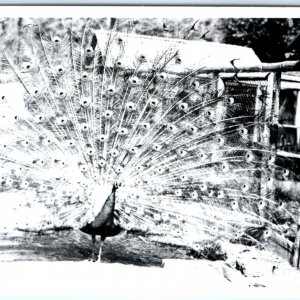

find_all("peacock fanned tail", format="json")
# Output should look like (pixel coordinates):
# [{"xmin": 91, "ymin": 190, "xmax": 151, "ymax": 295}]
[{"xmin": 0, "ymin": 18, "xmax": 297, "ymax": 249}]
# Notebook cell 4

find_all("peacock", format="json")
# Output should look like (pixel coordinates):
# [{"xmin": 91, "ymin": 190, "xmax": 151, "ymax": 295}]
[{"xmin": 0, "ymin": 18, "xmax": 298, "ymax": 263}]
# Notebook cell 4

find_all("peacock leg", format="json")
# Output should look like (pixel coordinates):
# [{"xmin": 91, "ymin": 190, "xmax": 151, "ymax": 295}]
[
  {"xmin": 97, "ymin": 238, "xmax": 103, "ymax": 263},
  {"xmin": 91, "ymin": 234, "xmax": 96, "ymax": 261}
]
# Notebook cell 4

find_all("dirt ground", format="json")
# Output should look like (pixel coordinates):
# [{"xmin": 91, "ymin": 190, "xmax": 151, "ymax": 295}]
[{"xmin": 0, "ymin": 230, "xmax": 299, "ymax": 299}]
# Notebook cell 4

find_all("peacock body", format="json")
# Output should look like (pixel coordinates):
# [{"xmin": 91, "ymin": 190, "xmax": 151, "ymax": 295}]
[{"xmin": 0, "ymin": 18, "xmax": 298, "ymax": 255}]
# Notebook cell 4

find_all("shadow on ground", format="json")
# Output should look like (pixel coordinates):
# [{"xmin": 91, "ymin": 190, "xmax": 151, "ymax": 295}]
[{"xmin": 0, "ymin": 230, "xmax": 190, "ymax": 267}]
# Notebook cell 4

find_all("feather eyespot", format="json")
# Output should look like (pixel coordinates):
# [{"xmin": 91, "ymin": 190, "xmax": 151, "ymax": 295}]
[
  {"xmin": 245, "ymin": 151, "xmax": 254, "ymax": 162},
  {"xmin": 188, "ymin": 125, "xmax": 197, "ymax": 134},
  {"xmin": 116, "ymin": 60, "xmax": 122, "ymax": 67},
  {"xmin": 138, "ymin": 54, "xmax": 147, "ymax": 62},
  {"xmin": 80, "ymin": 98, "xmax": 91, "ymax": 108},
  {"xmin": 221, "ymin": 162, "xmax": 229, "ymax": 172},
  {"xmin": 154, "ymin": 214, "xmax": 162, "ymax": 222},
  {"xmin": 126, "ymin": 102, "xmax": 136, "ymax": 111},
  {"xmin": 140, "ymin": 122, "xmax": 150, "ymax": 130},
  {"xmin": 107, "ymin": 85, "xmax": 115, "ymax": 95},
  {"xmin": 104, "ymin": 110, "xmax": 113, "ymax": 119},
  {"xmin": 216, "ymin": 136, "xmax": 225, "ymax": 146},
  {"xmin": 81, "ymin": 72, "xmax": 89, "ymax": 81},
  {"xmin": 21, "ymin": 62, "xmax": 33, "ymax": 72},
  {"xmin": 226, "ymin": 97, "xmax": 235, "ymax": 105},
  {"xmin": 157, "ymin": 167, "xmax": 165, "ymax": 174},
  {"xmin": 217, "ymin": 190, "xmax": 225, "ymax": 198},
  {"xmin": 175, "ymin": 189, "xmax": 182, "ymax": 196},
  {"xmin": 68, "ymin": 140, "xmax": 75, "ymax": 148},
  {"xmin": 20, "ymin": 140, "xmax": 30, "ymax": 148},
  {"xmin": 111, "ymin": 149, "xmax": 119, "ymax": 157},
  {"xmin": 167, "ymin": 124, "xmax": 177, "ymax": 133},
  {"xmin": 98, "ymin": 159, "xmax": 106, "ymax": 167},
  {"xmin": 242, "ymin": 184, "xmax": 249, "ymax": 191},
  {"xmin": 85, "ymin": 46, "xmax": 94, "ymax": 57},
  {"xmin": 191, "ymin": 81, "xmax": 200, "ymax": 89},
  {"xmin": 129, "ymin": 147, "xmax": 138, "ymax": 154},
  {"xmin": 191, "ymin": 191, "xmax": 198, "ymax": 199},
  {"xmin": 179, "ymin": 102, "xmax": 189, "ymax": 112},
  {"xmin": 208, "ymin": 190, "xmax": 214, "ymax": 197},
  {"xmin": 152, "ymin": 143, "xmax": 162, "ymax": 151},
  {"xmin": 264, "ymin": 229, "xmax": 271, "ymax": 238},
  {"xmin": 231, "ymin": 201, "xmax": 238, "ymax": 209},
  {"xmin": 56, "ymin": 117, "xmax": 68, "ymax": 126},
  {"xmin": 268, "ymin": 155, "xmax": 275, "ymax": 164},
  {"xmin": 79, "ymin": 164, "xmax": 88, "ymax": 172},
  {"xmin": 56, "ymin": 65, "xmax": 65, "ymax": 75},
  {"xmin": 239, "ymin": 127, "xmax": 248, "ymax": 136},
  {"xmin": 199, "ymin": 153, "xmax": 208, "ymax": 161},
  {"xmin": 258, "ymin": 200, "xmax": 265, "ymax": 209},
  {"xmin": 282, "ymin": 169, "xmax": 289, "ymax": 177},
  {"xmin": 149, "ymin": 98, "xmax": 159, "ymax": 108},
  {"xmin": 177, "ymin": 149, "xmax": 187, "ymax": 157},
  {"xmin": 277, "ymin": 201, "xmax": 284, "ymax": 209},
  {"xmin": 57, "ymin": 89, "xmax": 67, "ymax": 99},
  {"xmin": 205, "ymin": 110, "xmax": 213, "ymax": 118},
  {"xmin": 115, "ymin": 166, "xmax": 123, "ymax": 173},
  {"xmin": 180, "ymin": 174, "xmax": 187, "ymax": 181},
  {"xmin": 81, "ymin": 123, "xmax": 90, "ymax": 132},
  {"xmin": 137, "ymin": 165, "xmax": 144, "ymax": 171},
  {"xmin": 175, "ymin": 57, "xmax": 182, "ymax": 64},
  {"xmin": 53, "ymin": 36, "xmax": 62, "ymax": 44},
  {"xmin": 118, "ymin": 127, "xmax": 128, "ymax": 136},
  {"xmin": 41, "ymin": 138, "xmax": 51, "ymax": 146},
  {"xmin": 21, "ymin": 181, "xmax": 29, "ymax": 188},
  {"xmin": 157, "ymin": 73, "xmax": 167, "ymax": 82},
  {"xmin": 86, "ymin": 148, "xmax": 95, "ymax": 156},
  {"xmin": 36, "ymin": 114, "xmax": 45, "ymax": 123},
  {"xmin": 129, "ymin": 76, "xmax": 140, "ymax": 86},
  {"xmin": 99, "ymin": 134, "xmax": 108, "ymax": 142},
  {"xmin": 32, "ymin": 89, "xmax": 41, "ymax": 97}
]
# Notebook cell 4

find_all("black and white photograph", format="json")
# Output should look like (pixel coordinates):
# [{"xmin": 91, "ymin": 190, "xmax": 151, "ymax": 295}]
[{"xmin": 0, "ymin": 6, "xmax": 299, "ymax": 299}]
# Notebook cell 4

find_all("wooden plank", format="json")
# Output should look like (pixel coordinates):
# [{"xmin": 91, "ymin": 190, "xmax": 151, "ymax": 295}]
[
  {"xmin": 220, "ymin": 72, "xmax": 269, "ymax": 79},
  {"xmin": 279, "ymin": 124, "xmax": 300, "ymax": 129},
  {"xmin": 292, "ymin": 209, "xmax": 300, "ymax": 269},
  {"xmin": 260, "ymin": 73, "xmax": 276, "ymax": 200},
  {"xmin": 95, "ymin": 31, "xmax": 300, "ymax": 75},
  {"xmin": 281, "ymin": 81, "xmax": 300, "ymax": 90},
  {"xmin": 271, "ymin": 72, "xmax": 281, "ymax": 150},
  {"xmin": 277, "ymin": 150, "xmax": 300, "ymax": 159},
  {"xmin": 282, "ymin": 74, "xmax": 300, "ymax": 83},
  {"xmin": 263, "ymin": 72, "xmax": 275, "ymax": 148},
  {"xmin": 296, "ymin": 92, "xmax": 300, "ymax": 150},
  {"xmin": 253, "ymin": 85, "xmax": 264, "ymax": 144},
  {"xmin": 268, "ymin": 231, "xmax": 294, "ymax": 262}
]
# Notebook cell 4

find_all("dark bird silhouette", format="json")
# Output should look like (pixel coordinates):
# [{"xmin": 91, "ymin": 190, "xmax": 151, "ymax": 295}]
[
  {"xmin": 80, "ymin": 183, "xmax": 121, "ymax": 262},
  {"xmin": 189, "ymin": 20, "xmax": 201, "ymax": 32},
  {"xmin": 199, "ymin": 30, "xmax": 210, "ymax": 40}
]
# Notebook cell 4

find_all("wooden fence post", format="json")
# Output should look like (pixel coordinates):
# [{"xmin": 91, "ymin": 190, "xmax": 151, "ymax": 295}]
[
  {"xmin": 271, "ymin": 72, "xmax": 281, "ymax": 150},
  {"xmin": 292, "ymin": 208, "xmax": 300, "ymax": 269},
  {"xmin": 260, "ymin": 73, "xmax": 276, "ymax": 200},
  {"xmin": 253, "ymin": 84, "xmax": 264, "ymax": 144}
]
